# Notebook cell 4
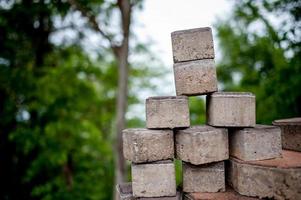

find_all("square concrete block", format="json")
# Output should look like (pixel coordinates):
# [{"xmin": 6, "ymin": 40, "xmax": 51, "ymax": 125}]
[
  {"xmin": 116, "ymin": 183, "xmax": 181, "ymax": 200},
  {"xmin": 146, "ymin": 96, "xmax": 190, "ymax": 129},
  {"xmin": 175, "ymin": 126, "xmax": 228, "ymax": 165},
  {"xmin": 206, "ymin": 92, "xmax": 256, "ymax": 127},
  {"xmin": 183, "ymin": 161, "xmax": 225, "ymax": 193},
  {"xmin": 123, "ymin": 128, "xmax": 174, "ymax": 163},
  {"xmin": 229, "ymin": 125, "xmax": 282, "ymax": 161},
  {"xmin": 132, "ymin": 160, "xmax": 176, "ymax": 197},
  {"xmin": 171, "ymin": 27, "xmax": 214, "ymax": 63},
  {"xmin": 273, "ymin": 117, "xmax": 301, "ymax": 152},
  {"xmin": 173, "ymin": 59, "xmax": 218, "ymax": 96},
  {"xmin": 228, "ymin": 150, "xmax": 301, "ymax": 199}
]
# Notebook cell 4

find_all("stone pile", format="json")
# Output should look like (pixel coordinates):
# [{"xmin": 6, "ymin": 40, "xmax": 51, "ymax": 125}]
[{"xmin": 116, "ymin": 27, "xmax": 301, "ymax": 200}]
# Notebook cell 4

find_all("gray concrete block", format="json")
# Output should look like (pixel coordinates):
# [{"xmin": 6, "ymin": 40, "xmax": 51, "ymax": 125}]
[
  {"xmin": 175, "ymin": 126, "xmax": 228, "ymax": 165},
  {"xmin": 116, "ymin": 183, "xmax": 181, "ymax": 200},
  {"xmin": 229, "ymin": 125, "xmax": 282, "ymax": 161},
  {"xmin": 132, "ymin": 160, "xmax": 177, "ymax": 197},
  {"xmin": 228, "ymin": 150, "xmax": 301, "ymax": 199},
  {"xmin": 183, "ymin": 161, "xmax": 225, "ymax": 193},
  {"xmin": 171, "ymin": 27, "xmax": 214, "ymax": 63},
  {"xmin": 146, "ymin": 96, "xmax": 190, "ymax": 129},
  {"xmin": 273, "ymin": 118, "xmax": 301, "ymax": 152},
  {"xmin": 206, "ymin": 92, "xmax": 256, "ymax": 127},
  {"xmin": 173, "ymin": 59, "xmax": 218, "ymax": 96},
  {"xmin": 123, "ymin": 128, "xmax": 174, "ymax": 163}
]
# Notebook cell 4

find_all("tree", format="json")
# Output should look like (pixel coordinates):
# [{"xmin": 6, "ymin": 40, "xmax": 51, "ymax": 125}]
[{"xmin": 215, "ymin": 0, "xmax": 301, "ymax": 123}]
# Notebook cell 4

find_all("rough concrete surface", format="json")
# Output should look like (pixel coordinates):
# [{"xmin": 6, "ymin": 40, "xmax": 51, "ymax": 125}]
[
  {"xmin": 273, "ymin": 118, "xmax": 301, "ymax": 152},
  {"xmin": 123, "ymin": 128, "xmax": 174, "ymax": 163},
  {"xmin": 206, "ymin": 92, "xmax": 256, "ymax": 127},
  {"xmin": 175, "ymin": 126, "xmax": 228, "ymax": 165},
  {"xmin": 229, "ymin": 125, "xmax": 282, "ymax": 161},
  {"xmin": 132, "ymin": 160, "xmax": 176, "ymax": 197},
  {"xmin": 228, "ymin": 150, "xmax": 301, "ymax": 200},
  {"xmin": 146, "ymin": 96, "xmax": 190, "ymax": 129},
  {"xmin": 183, "ymin": 161, "xmax": 225, "ymax": 193},
  {"xmin": 173, "ymin": 59, "xmax": 217, "ymax": 96},
  {"xmin": 171, "ymin": 27, "xmax": 214, "ymax": 63}
]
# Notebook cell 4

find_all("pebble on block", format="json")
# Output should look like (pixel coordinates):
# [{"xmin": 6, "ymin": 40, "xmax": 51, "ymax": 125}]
[
  {"xmin": 123, "ymin": 128, "xmax": 174, "ymax": 163},
  {"xmin": 132, "ymin": 160, "xmax": 176, "ymax": 197},
  {"xmin": 229, "ymin": 125, "xmax": 282, "ymax": 161},
  {"xmin": 171, "ymin": 27, "xmax": 214, "ymax": 63},
  {"xmin": 273, "ymin": 117, "xmax": 301, "ymax": 152},
  {"xmin": 183, "ymin": 161, "xmax": 225, "ymax": 193},
  {"xmin": 116, "ymin": 183, "xmax": 182, "ymax": 200},
  {"xmin": 146, "ymin": 96, "xmax": 190, "ymax": 129},
  {"xmin": 175, "ymin": 125, "xmax": 228, "ymax": 165},
  {"xmin": 228, "ymin": 150, "xmax": 301, "ymax": 199},
  {"xmin": 206, "ymin": 92, "xmax": 256, "ymax": 127},
  {"xmin": 173, "ymin": 59, "xmax": 218, "ymax": 96}
]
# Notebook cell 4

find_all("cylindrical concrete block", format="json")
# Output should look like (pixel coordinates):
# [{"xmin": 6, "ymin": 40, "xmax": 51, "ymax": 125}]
[
  {"xmin": 229, "ymin": 125, "xmax": 282, "ymax": 161},
  {"xmin": 228, "ymin": 150, "xmax": 301, "ymax": 199},
  {"xmin": 175, "ymin": 125, "xmax": 228, "ymax": 165},
  {"xmin": 273, "ymin": 117, "xmax": 301, "ymax": 152},
  {"xmin": 146, "ymin": 96, "xmax": 190, "ymax": 129},
  {"xmin": 206, "ymin": 92, "xmax": 256, "ymax": 127},
  {"xmin": 123, "ymin": 128, "xmax": 174, "ymax": 163},
  {"xmin": 173, "ymin": 59, "xmax": 218, "ymax": 96},
  {"xmin": 171, "ymin": 27, "xmax": 215, "ymax": 63}
]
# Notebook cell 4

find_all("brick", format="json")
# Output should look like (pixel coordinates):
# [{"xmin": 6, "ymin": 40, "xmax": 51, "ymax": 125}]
[
  {"xmin": 123, "ymin": 128, "xmax": 174, "ymax": 163},
  {"xmin": 228, "ymin": 150, "xmax": 301, "ymax": 199},
  {"xmin": 183, "ymin": 161, "xmax": 225, "ymax": 193},
  {"xmin": 273, "ymin": 117, "xmax": 301, "ymax": 152},
  {"xmin": 171, "ymin": 27, "xmax": 214, "ymax": 63},
  {"xmin": 183, "ymin": 188, "xmax": 259, "ymax": 200},
  {"xmin": 116, "ymin": 183, "xmax": 181, "ymax": 200},
  {"xmin": 175, "ymin": 126, "xmax": 228, "ymax": 165},
  {"xmin": 132, "ymin": 160, "xmax": 176, "ymax": 197},
  {"xmin": 206, "ymin": 92, "xmax": 256, "ymax": 127},
  {"xmin": 229, "ymin": 125, "xmax": 282, "ymax": 161},
  {"xmin": 146, "ymin": 96, "xmax": 190, "ymax": 129},
  {"xmin": 173, "ymin": 59, "xmax": 217, "ymax": 96}
]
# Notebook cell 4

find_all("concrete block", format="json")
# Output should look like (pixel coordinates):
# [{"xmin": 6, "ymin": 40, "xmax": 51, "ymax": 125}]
[
  {"xmin": 116, "ymin": 183, "xmax": 181, "ymax": 200},
  {"xmin": 175, "ymin": 126, "xmax": 228, "ymax": 165},
  {"xmin": 183, "ymin": 161, "xmax": 225, "ymax": 193},
  {"xmin": 173, "ymin": 59, "xmax": 218, "ymax": 96},
  {"xmin": 228, "ymin": 150, "xmax": 301, "ymax": 199},
  {"xmin": 229, "ymin": 125, "xmax": 282, "ymax": 161},
  {"xmin": 183, "ymin": 188, "xmax": 259, "ymax": 200},
  {"xmin": 206, "ymin": 92, "xmax": 256, "ymax": 127},
  {"xmin": 123, "ymin": 128, "xmax": 174, "ymax": 163},
  {"xmin": 146, "ymin": 96, "xmax": 190, "ymax": 129},
  {"xmin": 273, "ymin": 117, "xmax": 301, "ymax": 152},
  {"xmin": 171, "ymin": 27, "xmax": 214, "ymax": 63},
  {"xmin": 132, "ymin": 160, "xmax": 176, "ymax": 197}
]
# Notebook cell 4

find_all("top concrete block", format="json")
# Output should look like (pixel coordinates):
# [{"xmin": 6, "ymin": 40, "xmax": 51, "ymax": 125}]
[
  {"xmin": 171, "ymin": 27, "xmax": 215, "ymax": 63},
  {"xmin": 146, "ymin": 96, "xmax": 190, "ymax": 129}
]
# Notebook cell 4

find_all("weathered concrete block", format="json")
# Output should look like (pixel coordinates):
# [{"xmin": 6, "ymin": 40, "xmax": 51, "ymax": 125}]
[
  {"xmin": 175, "ymin": 126, "xmax": 228, "ymax": 165},
  {"xmin": 229, "ymin": 125, "xmax": 282, "ymax": 161},
  {"xmin": 116, "ymin": 183, "xmax": 181, "ymax": 200},
  {"xmin": 206, "ymin": 92, "xmax": 256, "ymax": 127},
  {"xmin": 228, "ymin": 150, "xmax": 301, "ymax": 199},
  {"xmin": 173, "ymin": 59, "xmax": 218, "ymax": 96},
  {"xmin": 132, "ymin": 160, "xmax": 176, "ymax": 197},
  {"xmin": 273, "ymin": 117, "xmax": 301, "ymax": 152},
  {"xmin": 123, "ymin": 128, "xmax": 174, "ymax": 163},
  {"xmin": 171, "ymin": 27, "xmax": 214, "ymax": 63},
  {"xmin": 183, "ymin": 161, "xmax": 225, "ymax": 193},
  {"xmin": 183, "ymin": 188, "xmax": 259, "ymax": 200},
  {"xmin": 146, "ymin": 96, "xmax": 190, "ymax": 129}
]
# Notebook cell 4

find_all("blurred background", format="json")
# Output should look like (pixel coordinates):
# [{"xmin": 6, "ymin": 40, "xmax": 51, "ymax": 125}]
[{"xmin": 0, "ymin": 0, "xmax": 300, "ymax": 199}]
